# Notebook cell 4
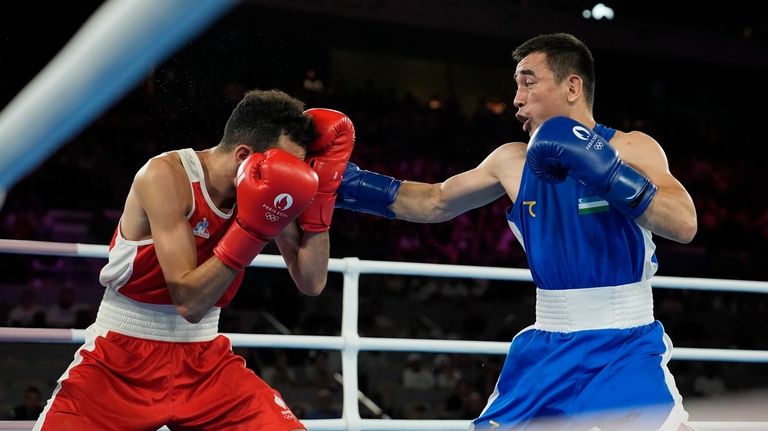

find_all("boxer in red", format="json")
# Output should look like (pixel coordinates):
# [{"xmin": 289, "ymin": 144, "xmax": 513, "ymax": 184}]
[{"xmin": 33, "ymin": 89, "xmax": 355, "ymax": 431}]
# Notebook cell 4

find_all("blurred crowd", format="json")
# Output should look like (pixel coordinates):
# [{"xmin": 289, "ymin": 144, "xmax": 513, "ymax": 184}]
[
  {"xmin": 2, "ymin": 63, "xmax": 766, "ymax": 278},
  {"xmin": 1, "ymin": 28, "xmax": 767, "ymax": 420}
]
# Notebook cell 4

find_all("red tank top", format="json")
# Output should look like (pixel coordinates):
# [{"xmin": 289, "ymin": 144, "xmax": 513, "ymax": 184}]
[{"xmin": 99, "ymin": 149, "xmax": 244, "ymax": 306}]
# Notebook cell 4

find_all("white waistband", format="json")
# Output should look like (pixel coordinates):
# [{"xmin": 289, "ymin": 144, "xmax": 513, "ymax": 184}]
[
  {"xmin": 535, "ymin": 280, "xmax": 654, "ymax": 332},
  {"xmin": 95, "ymin": 289, "xmax": 220, "ymax": 342}
]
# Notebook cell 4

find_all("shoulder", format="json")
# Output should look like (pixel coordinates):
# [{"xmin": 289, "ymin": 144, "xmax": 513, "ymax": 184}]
[
  {"xmin": 484, "ymin": 142, "xmax": 527, "ymax": 167},
  {"xmin": 480, "ymin": 142, "xmax": 526, "ymax": 178},
  {"xmin": 478, "ymin": 142, "xmax": 527, "ymax": 197},
  {"xmin": 135, "ymin": 152, "xmax": 186, "ymax": 187},
  {"xmin": 495, "ymin": 142, "xmax": 528, "ymax": 156},
  {"xmin": 610, "ymin": 129, "xmax": 671, "ymax": 173},
  {"xmin": 132, "ymin": 151, "xmax": 191, "ymax": 207},
  {"xmin": 610, "ymin": 130, "xmax": 666, "ymax": 159},
  {"xmin": 610, "ymin": 129, "xmax": 661, "ymax": 150}
]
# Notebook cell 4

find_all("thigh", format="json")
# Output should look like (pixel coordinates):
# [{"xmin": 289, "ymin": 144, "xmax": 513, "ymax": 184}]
[
  {"xmin": 36, "ymin": 331, "xmax": 169, "ymax": 431},
  {"xmin": 473, "ymin": 323, "xmax": 683, "ymax": 430},
  {"xmin": 576, "ymin": 323, "xmax": 680, "ymax": 428},
  {"xmin": 171, "ymin": 336, "xmax": 306, "ymax": 431}
]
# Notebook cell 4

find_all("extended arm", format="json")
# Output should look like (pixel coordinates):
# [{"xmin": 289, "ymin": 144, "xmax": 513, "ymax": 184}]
[
  {"xmin": 393, "ymin": 167, "xmax": 507, "ymax": 222},
  {"xmin": 337, "ymin": 144, "xmax": 523, "ymax": 223}
]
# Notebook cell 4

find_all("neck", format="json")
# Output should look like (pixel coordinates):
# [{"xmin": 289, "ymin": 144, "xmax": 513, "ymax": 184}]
[
  {"xmin": 199, "ymin": 147, "xmax": 236, "ymax": 208},
  {"xmin": 568, "ymin": 106, "xmax": 595, "ymax": 129}
]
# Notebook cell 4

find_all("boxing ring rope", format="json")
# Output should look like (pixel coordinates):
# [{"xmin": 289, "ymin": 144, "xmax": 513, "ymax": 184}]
[
  {"xmin": 0, "ymin": 0, "xmax": 237, "ymax": 210},
  {"xmin": 1, "ymin": 239, "xmax": 768, "ymax": 431}
]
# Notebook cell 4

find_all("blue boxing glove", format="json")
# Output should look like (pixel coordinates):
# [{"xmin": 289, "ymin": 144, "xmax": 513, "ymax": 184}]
[
  {"xmin": 527, "ymin": 116, "xmax": 657, "ymax": 219},
  {"xmin": 335, "ymin": 162, "xmax": 402, "ymax": 219}
]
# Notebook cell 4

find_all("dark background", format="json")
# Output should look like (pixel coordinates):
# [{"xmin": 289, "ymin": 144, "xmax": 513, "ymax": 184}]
[
  {"xmin": 0, "ymin": 0, "xmax": 766, "ymax": 421},
  {"xmin": 2, "ymin": 0, "xmax": 766, "ymax": 278}
]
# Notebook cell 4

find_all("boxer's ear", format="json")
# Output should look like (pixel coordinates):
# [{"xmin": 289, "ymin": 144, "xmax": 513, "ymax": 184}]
[{"xmin": 234, "ymin": 145, "xmax": 252, "ymax": 163}]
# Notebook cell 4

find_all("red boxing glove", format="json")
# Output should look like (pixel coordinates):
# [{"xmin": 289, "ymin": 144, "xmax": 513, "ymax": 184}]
[
  {"xmin": 298, "ymin": 108, "xmax": 355, "ymax": 232},
  {"xmin": 214, "ymin": 149, "xmax": 319, "ymax": 270}
]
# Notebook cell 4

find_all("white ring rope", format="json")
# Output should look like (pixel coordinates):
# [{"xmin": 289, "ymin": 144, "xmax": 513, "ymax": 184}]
[
  {"xmin": 0, "ymin": 1, "xmax": 762, "ymax": 428},
  {"xmin": 1, "ymin": 328, "xmax": 768, "ymax": 363},
  {"xmin": 1, "ymin": 238, "xmax": 767, "ymax": 430},
  {"xmin": 2, "ymin": 239, "xmax": 768, "ymax": 291}
]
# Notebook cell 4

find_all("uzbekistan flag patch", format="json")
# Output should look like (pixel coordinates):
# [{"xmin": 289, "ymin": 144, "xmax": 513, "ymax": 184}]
[{"xmin": 578, "ymin": 196, "xmax": 609, "ymax": 215}]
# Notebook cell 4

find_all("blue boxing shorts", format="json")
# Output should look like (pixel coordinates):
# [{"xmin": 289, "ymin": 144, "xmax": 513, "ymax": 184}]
[{"xmin": 471, "ymin": 321, "xmax": 689, "ymax": 431}]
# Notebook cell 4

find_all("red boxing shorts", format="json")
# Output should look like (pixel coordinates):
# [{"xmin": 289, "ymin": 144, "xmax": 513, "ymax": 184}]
[{"xmin": 34, "ymin": 290, "xmax": 305, "ymax": 431}]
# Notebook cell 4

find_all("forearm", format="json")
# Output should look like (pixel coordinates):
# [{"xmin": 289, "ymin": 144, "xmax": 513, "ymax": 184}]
[
  {"xmin": 392, "ymin": 182, "xmax": 454, "ymax": 223},
  {"xmin": 168, "ymin": 257, "xmax": 239, "ymax": 323},
  {"xmin": 636, "ymin": 187, "xmax": 697, "ymax": 243},
  {"xmin": 336, "ymin": 160, "xmax": 504, "ymax": 222},
  {"xmin": 276, "ymin": 223, "xmax": 329, "ymax": 296},
  {"xmin": 394, "ymin": 169, "xmax": 506, "ymax": 223}
]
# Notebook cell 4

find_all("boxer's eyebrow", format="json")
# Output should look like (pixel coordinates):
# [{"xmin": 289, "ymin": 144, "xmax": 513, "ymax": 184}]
[{"xmin": 514, "ymin": 69, "xmax": 535, "ymax": 79}]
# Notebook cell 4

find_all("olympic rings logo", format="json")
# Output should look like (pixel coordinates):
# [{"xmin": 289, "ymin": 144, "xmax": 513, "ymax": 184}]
[{"xmin": 265, "ymin": 212, "xmax": 280, "ymax": 222}]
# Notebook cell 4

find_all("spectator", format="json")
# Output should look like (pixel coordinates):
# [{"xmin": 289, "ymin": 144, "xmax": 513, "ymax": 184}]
[
  {"xmin": 402, "ymin": 353, "xmax": 434, "ymax": 390},
  {"xmin": 306, "ymin": 388, "xmax": 341, "ymax": 419},
  {"xmin": 692, "ymin": 363, "xmax": 727, "ymax": 398},
  {"xmin": 45, "ymin": 287, "xmax": 87, "ymax": 328},
  {"xmin": 7, "ymin": 386, "xmax": 43, "ymax": 420},
  {"xmin": 443, "ymin": 378, "xmax": 474, "ymax": 418},
  {"xmin": 7, "ymin": 290, "xmax": 43, "ymax": 327},
  {"xmin": 302, "ymin": 68, "xmax": 325, "ymax": 95},
  {"xmin": 262, "ymin": 350, "xmax": 298, "ymax": 391},
  {"xmin": 433, "ymin": 353, "xmax": 462, "ymax": 390},
  {"xmin": 304, "ymin": 351, "xmax": 339, "ymax": 390}
]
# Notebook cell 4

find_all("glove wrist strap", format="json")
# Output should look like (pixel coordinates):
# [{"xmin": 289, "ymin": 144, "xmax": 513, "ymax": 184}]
[
  {"xmin": 214, "ymin": 222, "xmax": 269, "ymax": 270},
  {"xmin": 299, "ymin": 192, "xmax": 336, "ymax": 233},
  {"xmin": 602, "ymin": 162, "xmax": 657, "ymax": 219},
  {"xmin": 341, "ymin": 171, "xmax": 402, "ymax": 219}
]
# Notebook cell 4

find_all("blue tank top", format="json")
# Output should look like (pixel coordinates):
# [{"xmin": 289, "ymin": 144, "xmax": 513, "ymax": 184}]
[{"xmin": 507, "ymin": 123, "xmax": 658, "ymax": 290}]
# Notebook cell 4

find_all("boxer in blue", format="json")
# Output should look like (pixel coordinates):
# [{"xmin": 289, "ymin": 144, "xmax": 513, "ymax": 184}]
[{"xmin": 335, "ymin": 33, "xmax": 698, "ymax": 430}]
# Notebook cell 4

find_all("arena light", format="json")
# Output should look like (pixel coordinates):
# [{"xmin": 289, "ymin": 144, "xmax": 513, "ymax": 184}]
[{"xmin": 582, "ymin": 3, "xmax": 615, "ymax": 20}]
